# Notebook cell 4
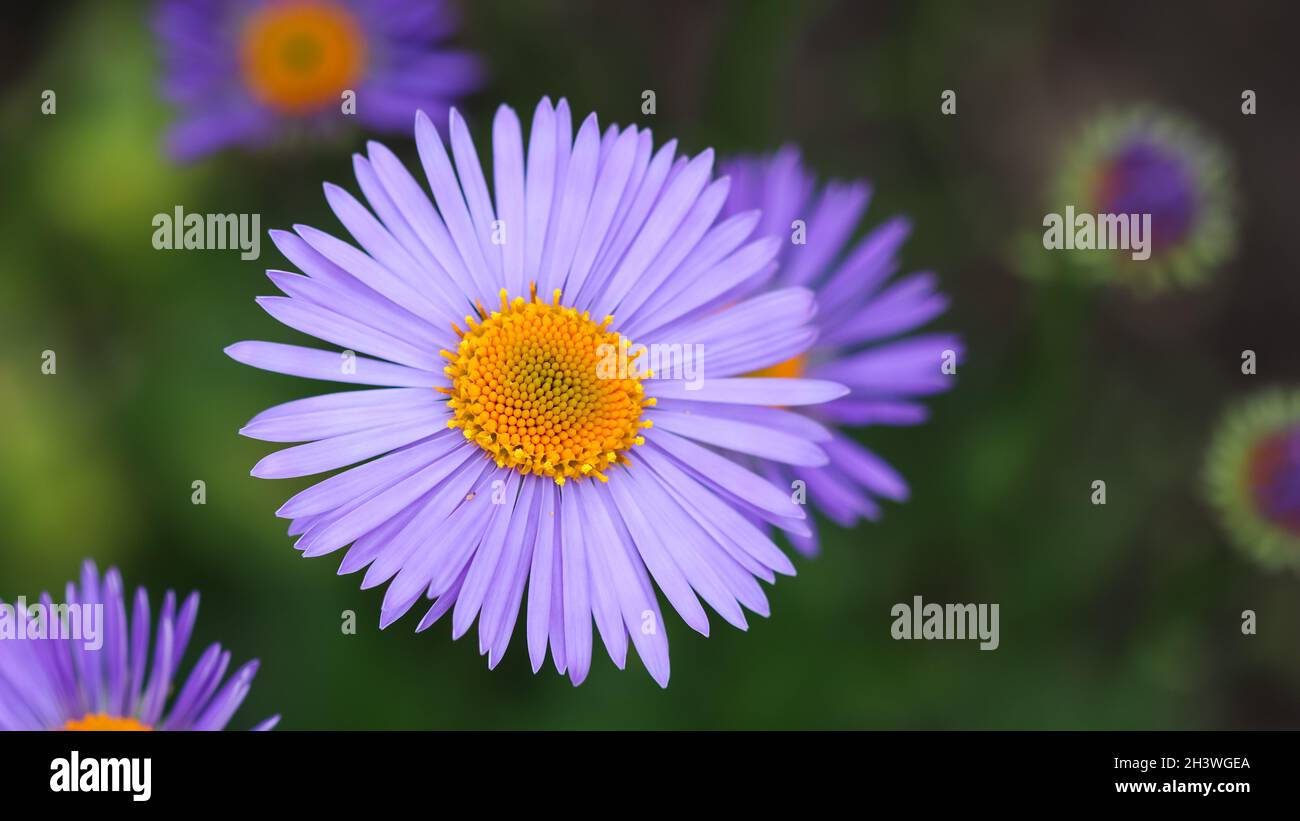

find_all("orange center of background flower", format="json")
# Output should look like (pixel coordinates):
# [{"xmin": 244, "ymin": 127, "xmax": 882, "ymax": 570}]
[
  {"xmin": 442, "ymin": 288, "xmax": 652, "ymax": 485},
  {"xmin": 63, "ymin": 714, "xmax": 152, "ymax": 731},
  {"xmin": 748, "ymin": 352, "xmax": 807, "ymax": 380},
  {"xmin": 240, "ymin": 1, "xmax": 366, "ymax": 114}
]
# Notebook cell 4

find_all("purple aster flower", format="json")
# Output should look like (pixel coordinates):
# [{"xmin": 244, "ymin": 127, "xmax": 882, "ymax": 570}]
[
  {"xmin": 719, "ymin": 146, "xmax": 962, "ymax": 556},
  {"xmin": 154, "ymin": 0, "xmax": 484, "ymax": 161},
  {"xmin": 0, "ymin": 561, "xmax": 277, "ymax": 731},
  {"xmin": 227, "ymin": 98, "xmax": 848, "ymax": 686}
]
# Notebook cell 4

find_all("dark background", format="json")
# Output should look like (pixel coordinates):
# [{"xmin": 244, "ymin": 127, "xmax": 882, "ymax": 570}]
[{"xmin": 2, "ymin": 0, "xmax": 1298, "ymax": 728}]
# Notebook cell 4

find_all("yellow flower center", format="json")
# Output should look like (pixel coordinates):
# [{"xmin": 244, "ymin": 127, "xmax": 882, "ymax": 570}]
[
  {"xmin": 62, "ymin": 714, "xmax": 152, "ymax": 731},
  {"xmin": 748, "ymin": 352, "xmax": 807, "ymax": 380},
  {"xmin": 441, "ymin": 288, "xmax": 653, "ymax": 485},
  {"xmin": 239, "ymin": 0, "xmax": 366, "ymax": 115}
]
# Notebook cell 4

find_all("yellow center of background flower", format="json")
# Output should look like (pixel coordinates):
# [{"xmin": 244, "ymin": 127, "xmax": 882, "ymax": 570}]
[
  {"xmin": 442, "ymin": 288, "xmax": 652, "ymax": 485},
  {"xmin": 749, "ymin": 352, "xmax": 807, "ymax": 380},
  {"xmin": 240, "ymin": 0, "xmax": 366, "ymax": 114},
  {"xmin": 62, "ymin": 714, "xmax": 152, "ymax": 731}
]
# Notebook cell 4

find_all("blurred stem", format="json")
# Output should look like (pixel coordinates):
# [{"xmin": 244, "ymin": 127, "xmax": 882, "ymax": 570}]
[{"xmin": 1029, "ymin": 281, "xmax": 1096, "ymax": 423}]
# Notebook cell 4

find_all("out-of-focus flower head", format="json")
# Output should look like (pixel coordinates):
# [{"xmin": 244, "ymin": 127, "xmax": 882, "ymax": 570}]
[
  {"xmin": 1028, "ymin": 106, "xmax": 1235, "ymax": 293},
  {"xmin": 1206, "ymin": 390, "xmax": 1300, "ymax": 572},
  {"xmin": 0, "ymin": 561, "xmax": 278, "ymax": 730},
  {"xmin": 154, "ymin": 0, "xmax": 484, "ymax": 161}
]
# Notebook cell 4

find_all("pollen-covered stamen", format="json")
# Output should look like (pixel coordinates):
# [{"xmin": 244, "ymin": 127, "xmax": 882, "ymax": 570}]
[
  {"xmin": 441, "ymin": 288, "xmax": 654, "ymax": 485},
  {"xmin": 239, "ymin": 0, "xmax": 366, "ymax": 115},
  {"xmin": 63, "ymin": 714, "xmax": 152, "ymax": 731}
]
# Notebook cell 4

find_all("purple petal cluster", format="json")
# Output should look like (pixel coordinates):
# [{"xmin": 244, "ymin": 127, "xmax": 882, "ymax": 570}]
[
  {"xmin": 0, "ymin": 561, "xmax": 276, "ymax": 731},
  {"xmin": 720, "ymin": 146, "xmax": 962, "ymax": 554}
]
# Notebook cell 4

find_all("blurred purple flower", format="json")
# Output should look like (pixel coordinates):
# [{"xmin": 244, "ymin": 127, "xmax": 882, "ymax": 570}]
[
  {"xmin": 0, "ymin": 561, "xmax": 277, "ymax": 730},
  {"xmin": 1206, "ymin": 389, "xmax": 1300, "ymax": 572},
  {"xmin": 1042, "ymin": 107, "xmax": 1236, "ymax": 291},
  {"xmin": 154, "ymin": 0, "xmax": 484, "ymax": 161},
  {"xmin": 720, "ymin": 146, "xmax": 962, "ymax": 555}
]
